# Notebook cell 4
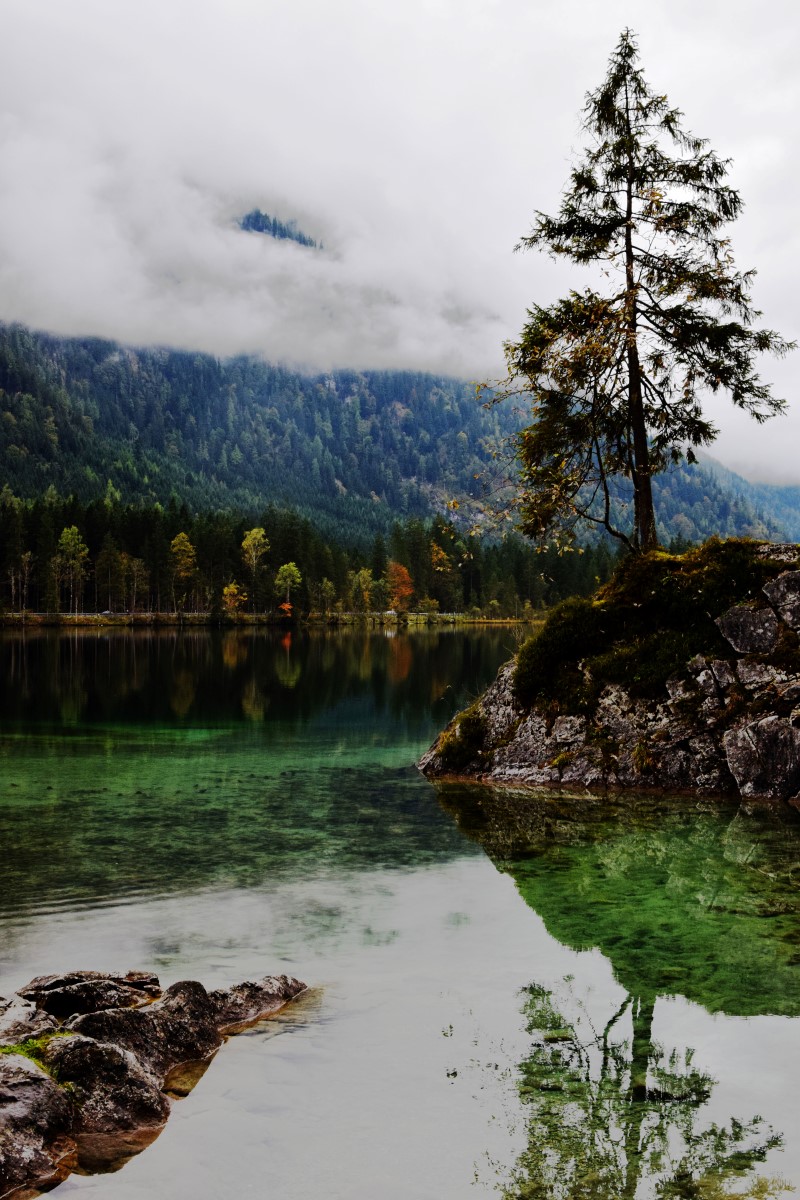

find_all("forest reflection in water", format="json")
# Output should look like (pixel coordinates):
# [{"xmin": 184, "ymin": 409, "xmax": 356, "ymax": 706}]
[
  {"xmin": 0, "ymin": 628, "xmax": 514, "ymax": 921},
  {"xmin": 439, "ymin": 785, "xmax": 800, "ymax": 1199},
  {"xmin": 0, "ymin": 625, "xmax": 511, "ymax": 729}
]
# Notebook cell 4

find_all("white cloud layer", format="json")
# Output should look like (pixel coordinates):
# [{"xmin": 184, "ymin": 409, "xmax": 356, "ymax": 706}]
[{"xmin": 1, "ymin": 0, "xmax": 799, "ymax": 477}]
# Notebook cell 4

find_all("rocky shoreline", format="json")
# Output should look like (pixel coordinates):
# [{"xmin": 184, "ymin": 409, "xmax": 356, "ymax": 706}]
[
  {"xmin": 421, "ymin": 544, "xmax": 800, "ymax": 810},
  {"xmin": 0, "ymin": 969, "xmax": 306, "ymax": 1199}
]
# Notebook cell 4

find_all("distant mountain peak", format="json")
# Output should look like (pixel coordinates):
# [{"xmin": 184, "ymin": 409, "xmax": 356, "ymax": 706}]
[{"xmin": 238, "ymin": 209, "xmax": 320, "ymax": 249}]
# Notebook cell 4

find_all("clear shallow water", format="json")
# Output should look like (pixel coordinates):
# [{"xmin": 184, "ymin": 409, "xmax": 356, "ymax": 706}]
[{"xmin": 1, "ymin": 628, "xmax": 800, "ymax": 1199}]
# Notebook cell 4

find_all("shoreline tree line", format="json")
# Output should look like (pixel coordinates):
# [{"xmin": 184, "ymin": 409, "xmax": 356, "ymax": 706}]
[{"xmin": 0, "ymin": 488, "xmax": 615, "ymax": 619}]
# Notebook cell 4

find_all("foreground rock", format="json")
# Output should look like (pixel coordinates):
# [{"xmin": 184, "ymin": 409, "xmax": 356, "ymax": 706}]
[
  {"xmin": 0, "ymin": 969, "xmax": 305, "ymax": 1198},
  {"xmin": 420, "ymin": 543, "xmax": 800, "ymax": 810}
]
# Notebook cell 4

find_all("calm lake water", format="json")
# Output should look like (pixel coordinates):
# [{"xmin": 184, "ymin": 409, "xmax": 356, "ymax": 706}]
[{"xmin": 1, "ymin": 627, "xmax": 799, "ymax": 1200}]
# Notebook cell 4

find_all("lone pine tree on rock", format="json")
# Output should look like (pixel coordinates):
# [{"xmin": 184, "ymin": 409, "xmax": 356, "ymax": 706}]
[{"xmin": 502, "ymin": 29, "xmax": 793, "ymax": 552}]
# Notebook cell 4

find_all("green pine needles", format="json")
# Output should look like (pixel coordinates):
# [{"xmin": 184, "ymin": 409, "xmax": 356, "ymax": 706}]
[{"xmin": 501, "ymin": 29, "xmax": 793, "ymax": 552}]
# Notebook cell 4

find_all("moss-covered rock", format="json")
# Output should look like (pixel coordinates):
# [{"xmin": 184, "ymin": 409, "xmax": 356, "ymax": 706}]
[
  {"xmin": 514, "ymin": 539, "xmax": 792, "ymax": 713},
  {"xmin": 421, "ymin": 540, "xmax": 800, "ymax": 805},
  {"xmin": 437, "ymin": 704, "xmax": 489, "ymax": 772}
]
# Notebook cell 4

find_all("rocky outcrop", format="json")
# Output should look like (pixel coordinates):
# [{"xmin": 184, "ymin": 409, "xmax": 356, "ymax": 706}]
[
  {"xmin": 0, "ymin": 969, "xmax": 306, "ymax": 1199},
  {"xmin": 421, "ymin": 556, "xmax": 800, "ymax": 811}
]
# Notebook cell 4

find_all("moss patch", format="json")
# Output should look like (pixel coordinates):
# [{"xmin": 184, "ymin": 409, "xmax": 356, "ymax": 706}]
[
  {"xmin": 438, "ymin": 703, "xmax": 489, "ymax": 772},
  {"xmin": 514, "ymin": 539, "xmax": 789, "ymax": 714},
  {"xmin": 0, "ymin": 1032, "xmax": 71, "ymax": 1076}
]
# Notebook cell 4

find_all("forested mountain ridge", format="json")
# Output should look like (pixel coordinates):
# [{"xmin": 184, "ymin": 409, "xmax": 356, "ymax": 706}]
[
  {"xmin": 0, "ymin": 321, "xmax": 794, "ymax": 548},
  {"xmin": 0, "ymin": 323, "xmax": 509, "ymax": 545}
]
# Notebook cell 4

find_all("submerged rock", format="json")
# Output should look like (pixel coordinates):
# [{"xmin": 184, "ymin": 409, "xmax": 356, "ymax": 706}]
[
  {"xmin": 209, "ymin": 975, "xmax": 308, "ymax": 1034},
  {"xmin": 0, "ymin": 970, "xmax": 306, "ymax": 1198}
]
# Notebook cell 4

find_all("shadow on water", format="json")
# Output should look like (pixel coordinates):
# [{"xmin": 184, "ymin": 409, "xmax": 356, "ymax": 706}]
[{"xmin": 437, "ymin": 784, "xmax": 800, "ymax": 1199}]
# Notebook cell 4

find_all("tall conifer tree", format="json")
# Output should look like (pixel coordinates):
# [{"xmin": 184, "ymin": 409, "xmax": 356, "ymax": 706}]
[{"xmin": 505, "ymin": 30, "xmax": 792, "ymax": 551}]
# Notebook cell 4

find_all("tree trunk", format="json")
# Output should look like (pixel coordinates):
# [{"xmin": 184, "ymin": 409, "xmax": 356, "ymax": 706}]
[
  {"xmin": 622, "ymin": 993, "xmax": 656, "ymax": 1199},
  {"xmin": 624, "ymin": 86, "xmax": 659, "ymax": 554}
]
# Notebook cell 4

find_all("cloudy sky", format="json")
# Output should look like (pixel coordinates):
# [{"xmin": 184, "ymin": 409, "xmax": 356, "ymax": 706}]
[{"xmin": 2, "ymin": 0, "xmax": 798, "ymax": 478}]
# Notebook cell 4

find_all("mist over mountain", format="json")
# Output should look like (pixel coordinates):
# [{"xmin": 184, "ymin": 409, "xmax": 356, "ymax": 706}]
[{"xmin": 0, "ymin": 321, "xmax": 794, "ymax": 548}]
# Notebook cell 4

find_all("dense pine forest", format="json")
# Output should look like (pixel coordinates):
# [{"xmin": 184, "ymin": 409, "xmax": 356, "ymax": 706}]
[
  {"xmin": 0, "ymin": 323, "xmax": 511, "ymax": 547},
  {"xmin": 239, "ymin": 208, "xmax": 321, "ymax": 249}
]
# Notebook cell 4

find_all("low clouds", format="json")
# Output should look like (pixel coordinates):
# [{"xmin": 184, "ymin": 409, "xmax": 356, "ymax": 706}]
[{"xmin": 1, "ymin": 0, "xmax": 799, "ymax": 474}]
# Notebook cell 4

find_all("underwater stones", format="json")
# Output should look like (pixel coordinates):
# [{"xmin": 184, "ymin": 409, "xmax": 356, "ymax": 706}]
[
  {"xmin": 716, "ymin": 606, "xmax": 779, "ymax": 655},
  {"xmin": 723, "ymin": 716, "xmax": 800, "ymax": 801},
  {"xmin": 0, "ymin": 1053, "xmax": 76, "ymax": 1197},
  {"xmin": 208, "ymin": 976, "xmax": 307, "ymax": 1034},
  {"xmin": 763, "ymin": 570, "xmax": 800, "ymax": 629}
]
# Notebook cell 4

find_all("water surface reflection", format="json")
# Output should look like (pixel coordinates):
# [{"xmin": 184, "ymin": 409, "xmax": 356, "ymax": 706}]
[
  {"xmin": 2, "ymin": 632, "xmax": 799, "ymax": 1198},
  {"xmin": 439, "ymin": 784, "xmax": 800, "ymax": 1197}
]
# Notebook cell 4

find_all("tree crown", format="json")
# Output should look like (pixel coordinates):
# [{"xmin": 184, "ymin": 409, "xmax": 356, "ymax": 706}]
[{"xmin": 504, "ymin": 29, "xmax": 793, "ymax": 551}]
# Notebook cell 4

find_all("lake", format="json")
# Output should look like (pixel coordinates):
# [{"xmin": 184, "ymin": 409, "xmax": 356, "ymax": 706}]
[{"xmin": 1, "ymin": 627, "xmax": 799, "ymax": 1199}]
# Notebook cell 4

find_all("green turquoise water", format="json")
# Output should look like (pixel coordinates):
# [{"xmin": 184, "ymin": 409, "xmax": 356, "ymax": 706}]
[{"xmin": 1, "ymin": 629, "xmax": 799, "ymax": 1200}]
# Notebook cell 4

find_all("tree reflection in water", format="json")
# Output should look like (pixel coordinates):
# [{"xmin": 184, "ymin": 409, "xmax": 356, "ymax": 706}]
[
  {"xmin": 505, "ymin": 980, "xmax": 787, "ymax": 1200},
  {"xmin": 437, "ymin": 785, "xmax": 800, "ymax": 1199}
]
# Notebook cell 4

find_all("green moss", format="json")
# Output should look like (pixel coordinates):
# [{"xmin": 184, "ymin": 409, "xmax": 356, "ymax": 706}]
[
  {"xmin": 549, "ymin": 750, "xmax": 575, "ymax": 772},
  {"xmin": 513, "ymin": 538, "xmax": 789, "ymax": 715},
  {"xmin": 438, "ymin": 703, "xmax": 489, "ymax": 772},
  {"xmin": 632, "ymin": 740, "xmax": 653, "ymax": 775},
  {"xmin": 0, "ymin": 1032, "xmax": 71, "ymax": 1076}
]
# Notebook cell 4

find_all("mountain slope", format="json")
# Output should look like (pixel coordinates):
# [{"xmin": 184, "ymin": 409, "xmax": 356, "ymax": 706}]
[
  {"xmin": 0, "ymin": 323, "xmax": 511, "ymax": 543},
  {"xmin": 0, "ymin": 321, "xmax": 796, "ymax": 547}
]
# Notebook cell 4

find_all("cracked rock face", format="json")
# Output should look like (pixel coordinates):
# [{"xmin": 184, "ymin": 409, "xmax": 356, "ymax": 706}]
[
  {"xmin": 0, "ymin": 971, "xmax": 306, "ymax": 1199},
  {"xmin": 763, "ymin": 571, "xmax": 800, "ymax": 629},
  {"xmin": 716, "ymin": 606, "xmax": 779, "ymax": 654},
  {"xmin": 723, "ymin": 717, "xmax": 800, "ymax": 801}
]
